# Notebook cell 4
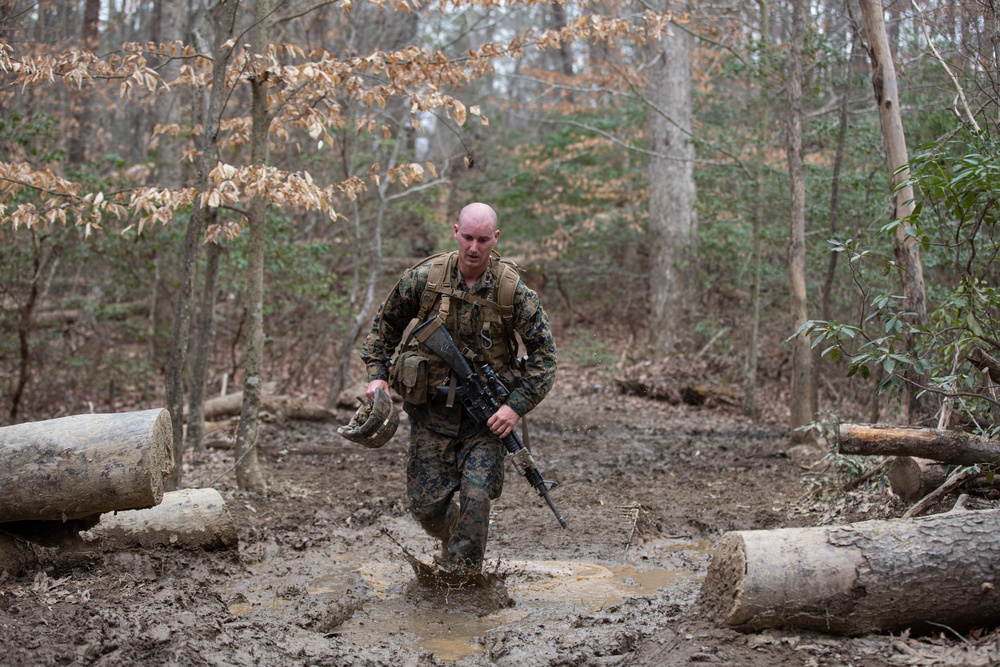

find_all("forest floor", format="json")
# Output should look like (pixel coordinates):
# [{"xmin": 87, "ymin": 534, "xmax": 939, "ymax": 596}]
[{"xmin": 2, "ymin": 357, "xmax": 1000, "ymax": 666}]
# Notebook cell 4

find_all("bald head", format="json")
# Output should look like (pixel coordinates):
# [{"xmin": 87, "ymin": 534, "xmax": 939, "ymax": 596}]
[
  {"xmin": 458, "ymin": 202, "xmax": 498, "ymax": 232},
  {"xmin": 454, "ymin": 202, "xmax": 500, "ymax": 283}
]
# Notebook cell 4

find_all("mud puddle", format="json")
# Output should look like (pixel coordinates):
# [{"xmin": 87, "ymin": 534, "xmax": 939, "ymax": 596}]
[{"xmin": 226, "ymin": 538, "xmax": 708, "ymax": 662}]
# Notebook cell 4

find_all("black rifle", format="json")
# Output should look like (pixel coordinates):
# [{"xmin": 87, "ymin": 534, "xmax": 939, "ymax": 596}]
[{"xmin": 412, "ymin": 317, "xmax": 567, "ymax": 529}]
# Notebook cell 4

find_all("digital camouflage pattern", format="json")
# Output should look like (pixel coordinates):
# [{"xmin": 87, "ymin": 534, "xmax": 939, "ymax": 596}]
[
  {"xmin": 406, "ymin": 418, "xmax": 505, "ymax": 570},
  {"xmin": 361, "ymin": 254, "xmax": 557, "ymax": 432},
  {"xmin": 361, "ymin": 254, "xmax": 556, "ymax": 571}
]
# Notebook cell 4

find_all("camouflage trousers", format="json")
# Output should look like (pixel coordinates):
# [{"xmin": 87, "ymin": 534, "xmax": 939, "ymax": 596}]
[{"xmin": 406, "ymin": 416, "xmax": 505, "ymax": 571}]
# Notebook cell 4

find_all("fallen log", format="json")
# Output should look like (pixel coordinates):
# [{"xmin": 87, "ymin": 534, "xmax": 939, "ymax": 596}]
[
  {"xmin": 699, "ymin": 508, "xmax": 1000, "ymax": 635},
  {"xmin": 81, "ymin": 488, "xmax": 237, "ymax": 550},
  {"xmin": 201, "ymin": 392, "xmax": 336, "ymax": 422},
  {"xmin": 0, "ymin": 409, "xmax": 173, "ymax": 522},
  {"xmin": 887, "ymin": 456, "xmax": 948, "ymax": 502},
  {"xmin": 0, "ymin": 489, "xmax": 236, "ymax": 575},
  {"xmin": 838, "ymin": 423, "xmax": 1000, "ymax": 466}
]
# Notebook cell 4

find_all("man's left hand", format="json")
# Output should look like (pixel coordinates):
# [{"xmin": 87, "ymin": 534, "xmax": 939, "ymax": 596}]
[{"xmin": 487, "ymin": 404, "xmax": 520, "ymax": 438}]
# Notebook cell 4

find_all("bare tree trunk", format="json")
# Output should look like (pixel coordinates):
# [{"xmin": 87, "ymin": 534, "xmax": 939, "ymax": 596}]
[
  {"xmin": 548, "ymin": 1, "xmax": 574, "ymax": 104},
  {"xmin": 232, "ymin": 0, "xmax": 273, "ymax": 492},
  {"xmin": 742, "ymin": 0, "xmax": 770, "ymax": 419},
  {"xmin": 647, "ymin": 0, "xmax": 697, "ymax": 355},
  {"xmin": 185, "ymin": 234, "xmax": 223, "ymax": 453},
  {"xmin": 66, "ymin": 0, "xmax": 100, "ymax": 165},
  {"xmin": 164, "ymin": 212, "xmax": 203, "ymax": 488},
  {"xmin": 164, "ymin": 0, "xmax": 239, "ymax": 490},
  {"xmin": 821, "ymin": 41, "xmax": 854, "ymax": 322},
  {"xmin": 742, "ymin": 198, "xmax": 762, "ymax": 418},
  {"xmin": 858, "ymin": 0, "xmax": 930, "ymax": 424},
  {"xmin": 786, "ymin": 0, "xmax": 817, "ymax": 436},
  {"xmin": 148, "ymin": 0, "xmax": 186, "ymax": 189},
  {"xmin": 9, "ymin": 232, "xmax": 44, "ymax": 424},
  {"xmin": 986, "ymin": 1, "xmax": 1000, "ymax": 135}
]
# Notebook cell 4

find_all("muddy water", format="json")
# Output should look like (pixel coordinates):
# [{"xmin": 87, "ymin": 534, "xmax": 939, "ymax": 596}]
[{"xmin": 228, "ymin": 539, "xmax": 710, "ymax": 662}]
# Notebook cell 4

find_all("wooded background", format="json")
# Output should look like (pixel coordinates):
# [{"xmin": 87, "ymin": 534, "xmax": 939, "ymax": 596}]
[{"xmin": 2, "ymin": 0, "xmax": 999, "ymax": 489}]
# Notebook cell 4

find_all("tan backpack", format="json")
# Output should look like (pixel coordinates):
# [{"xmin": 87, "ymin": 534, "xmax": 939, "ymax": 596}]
[{"xmin": 389, "ymin": 250, "xmax": 522, "ymax": 406}]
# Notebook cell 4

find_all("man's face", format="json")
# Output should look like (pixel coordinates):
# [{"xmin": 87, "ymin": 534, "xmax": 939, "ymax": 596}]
[{"xmin": 454, "ymin": 217, "xmax": 499, "ymax": 278}]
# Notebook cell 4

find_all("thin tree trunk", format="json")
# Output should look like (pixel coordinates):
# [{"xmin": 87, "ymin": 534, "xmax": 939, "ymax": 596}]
[
  {"xmin": 549, "ymin": 1, "xmax": 574, "ymax": 104},
  {"xmin": 10, "ymin": 232, "xmax": 43, "ymax": 424},
  {"xmin": 858, "ymin": 0, "xmax": 930, "ymax": 424},
  {"xmin": 164, "ymin": 0, "xmax": 239, "ymax": 490},
  {"xmin": 185, "ymin": 234, "xmax": 223, "ymax": 453},
  {"xmin": 646, "ymin": 0, "xmax": 697, "ymax": 356},
  {"xmin": 66, "ymin": 0, "xmax": 100, "ymax": 165},
  {"xmin": 742, "ymin": 0, "xmax": 770, "ymax": 419},
  {"xmin": 987, "ymin": 1, "xmax": 1000, "ymax": 135},
  {"xmin": 787, "ymin": 0, "xmax": 817, "ymax": 436},
  {"xmin": 742, "ymin": 196, "xmax": 762, "ymax": 418},
  {"xmin": 821, "ymin": 41, "xmax": 853, "ymax": 322},
  {"xmin": 232, "ymin": 0, "xmax": 273, "ymax": 492}
]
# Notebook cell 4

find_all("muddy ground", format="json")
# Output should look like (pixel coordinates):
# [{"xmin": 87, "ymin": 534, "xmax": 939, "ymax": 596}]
[{"xmin": 2, "ymin": 361, "xmax": 1000, "ymax": 666}]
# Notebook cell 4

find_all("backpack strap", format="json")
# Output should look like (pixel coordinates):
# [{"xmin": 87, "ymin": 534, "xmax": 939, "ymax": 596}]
[
  {"xmin": 417, "ymin": 252, "xmax": 455, "ymax": 322},
  {"xmin": 410, "ymin": 250, "xmax": 522, "ymax": 357},
  {"xmin": 496, "ymin": 259, "xmax": 518, "ymax": 330},
  {"xmin": 489, "ymin": 255, "xmax": 522, "ymax": 357}
]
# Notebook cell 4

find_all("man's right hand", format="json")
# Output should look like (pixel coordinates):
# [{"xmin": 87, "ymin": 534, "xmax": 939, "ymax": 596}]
[{"xmin": 366, "ymin": 379, "xmax": 390, "ymax": 401}]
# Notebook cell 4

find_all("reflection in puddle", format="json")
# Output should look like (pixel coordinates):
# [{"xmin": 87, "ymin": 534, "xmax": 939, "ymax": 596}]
[{"xmin": 225, "ymin": 542, "xmax": 704, "ymax": 662}]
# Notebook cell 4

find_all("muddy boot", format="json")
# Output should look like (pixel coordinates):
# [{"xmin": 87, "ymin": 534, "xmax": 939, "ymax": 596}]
[
  {"xmin": 433, "ymin": 540, "xmax": 450, "ymax": 568},
  {"xmin": 422, "ymin": 502, "xmax": 459, "ymax": 569}
]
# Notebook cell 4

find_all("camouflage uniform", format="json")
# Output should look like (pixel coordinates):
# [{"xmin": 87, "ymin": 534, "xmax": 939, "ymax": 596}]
[{"xmin": 361, "ymin": 254, "xmax": 557, "ymax": 571}]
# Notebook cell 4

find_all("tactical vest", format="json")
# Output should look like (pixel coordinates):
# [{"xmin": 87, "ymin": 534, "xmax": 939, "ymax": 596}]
[{"xmin": 391, "ymin": 251, "xmax": 521, "ymax": 405}]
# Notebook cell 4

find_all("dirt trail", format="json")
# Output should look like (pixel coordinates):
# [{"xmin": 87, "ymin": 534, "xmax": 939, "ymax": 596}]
[{"xmin": 1, "ymin": 376, "xmax": 997, "ymax": 665}]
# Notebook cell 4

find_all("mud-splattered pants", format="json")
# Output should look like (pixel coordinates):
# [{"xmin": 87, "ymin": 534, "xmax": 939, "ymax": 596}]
[{"xmin": 406, "ymin": 417, "xmax": 505, "ymax": 571}]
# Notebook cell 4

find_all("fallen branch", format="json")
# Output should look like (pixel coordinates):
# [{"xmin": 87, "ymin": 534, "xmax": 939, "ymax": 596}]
[
  {"xmin": 202, "ymin": 392, "xmax": 336, "ymax": 422},
  {"xmin": 902, "ymin": 467, "xmax": 979, "ymax": 519},
  {"xmin": 838, "ymin": 423, "xmax": 1000, "ymax": 466}
]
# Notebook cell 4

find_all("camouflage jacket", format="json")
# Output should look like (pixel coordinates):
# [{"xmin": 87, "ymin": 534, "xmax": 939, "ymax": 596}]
[{"xmin": 361, "ymin": 256, "xmax": 557, "ymax": 434}]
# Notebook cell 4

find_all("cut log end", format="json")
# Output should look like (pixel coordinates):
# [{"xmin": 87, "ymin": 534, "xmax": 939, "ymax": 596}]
[
  {"xmin": 698, "ymin": 532, "xmax": 746, "ymax": 624},
  {"xmin": 888, "ymin": 456, "xmax": 947, "ymax": 503}
]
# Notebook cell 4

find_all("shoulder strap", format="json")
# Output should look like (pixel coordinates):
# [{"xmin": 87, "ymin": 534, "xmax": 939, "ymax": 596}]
[
  {"xmin": 493, "ymin": 256, "xmax": 522, "ymax": 358},
  {"xmin": 496, "ymin": 260, "xmax": 518, "ymax": 321},
  {"xmin": 417, "ymin": 251, "xmax": 457, "ymax": 322}
]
